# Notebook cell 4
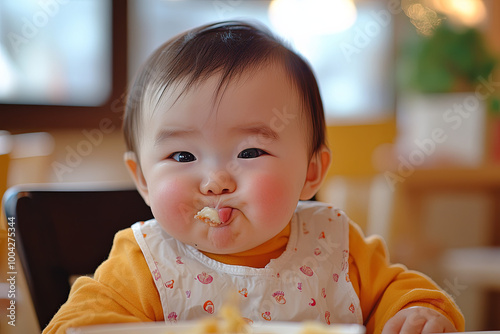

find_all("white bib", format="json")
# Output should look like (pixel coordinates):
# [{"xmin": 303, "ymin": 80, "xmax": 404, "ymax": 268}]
[{"xmin": 132, "ymin": 201, "xmax": 363, "ymax": 326}]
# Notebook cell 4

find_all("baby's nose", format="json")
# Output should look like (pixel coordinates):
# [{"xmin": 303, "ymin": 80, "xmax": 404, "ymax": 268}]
[{"xmin": 200, "ymin": 170, "xmax": 236, "ymax": 195}]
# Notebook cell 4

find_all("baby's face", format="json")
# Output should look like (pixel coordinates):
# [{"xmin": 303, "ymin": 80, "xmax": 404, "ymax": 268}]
[{"xmin": 135, "ymin": 65, "xmax": 313, "ymax": 254}]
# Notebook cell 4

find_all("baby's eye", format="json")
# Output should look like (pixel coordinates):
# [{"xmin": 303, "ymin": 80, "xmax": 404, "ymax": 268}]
[
  {"xmin": 238, "ymin": 148, "xmax": 267, "ymax": 159},
  {"xmin": 169, "ymin": 151, "xmax": 197, "ymax": 162}
]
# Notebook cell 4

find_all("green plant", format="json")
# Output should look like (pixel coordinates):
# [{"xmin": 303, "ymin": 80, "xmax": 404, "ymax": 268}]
[{"xmin": 402, "ymin": 21, "xmax": 498, "ymax": 93}]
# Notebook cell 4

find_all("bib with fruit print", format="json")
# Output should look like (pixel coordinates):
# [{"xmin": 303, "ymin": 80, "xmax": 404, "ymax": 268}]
[{"xmin": 132, "ymin": 201, "xmax": 362, "ymax": 325}]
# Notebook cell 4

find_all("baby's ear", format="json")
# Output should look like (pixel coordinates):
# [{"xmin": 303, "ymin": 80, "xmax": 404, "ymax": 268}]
[
  {"xmin": 124, "ymin": 151, "xmax": 150, "ymax": 206},
  {"xmin": 300, "ymin": 145, "xmax": 331, "ymax": 200}
]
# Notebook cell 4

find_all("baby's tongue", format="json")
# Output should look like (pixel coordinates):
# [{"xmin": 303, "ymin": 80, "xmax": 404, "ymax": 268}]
[{"xmin": 218, "ymin": 207, "xmax": 233, "ymax": 223}]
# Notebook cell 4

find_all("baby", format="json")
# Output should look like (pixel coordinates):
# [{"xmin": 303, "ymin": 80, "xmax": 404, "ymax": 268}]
[{"xmin": 44, "ymin": 21, "xmax": 464, "ymax": 334}]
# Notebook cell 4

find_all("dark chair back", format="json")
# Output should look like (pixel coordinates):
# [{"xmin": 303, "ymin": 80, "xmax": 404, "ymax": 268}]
[{"xmin": 2, "ymin": 183, "xmax": 153, "ymax": 329}]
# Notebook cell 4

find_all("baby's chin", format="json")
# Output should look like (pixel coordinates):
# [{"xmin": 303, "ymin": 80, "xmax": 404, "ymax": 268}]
[
  {"xmin": 204, "ymin": 225, "xmax": 252, "ymax": 253},
  {"xmin": 194, "ymin": 232, "xmax": 262, "ymax": 255},
  {"xmin": 160, "ymin": 224, "xmax": 239, "ymax": 253}
]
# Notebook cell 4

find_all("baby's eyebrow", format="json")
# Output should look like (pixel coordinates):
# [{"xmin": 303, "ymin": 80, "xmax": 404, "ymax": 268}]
[
  {"xmin": 154, "ymin": 128, "xmax": 195, "ymax": 147},
  {"xmin": 235, "ymin": 124, "xmax": 280, "ymax": 141},
  {"xmin": 154, "ymin": 124, "xmax": 279, "ymax": 147}
]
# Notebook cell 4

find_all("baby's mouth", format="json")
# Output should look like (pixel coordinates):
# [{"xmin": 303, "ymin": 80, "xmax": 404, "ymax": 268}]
[{"xmin": 194, "ymin": 207, "xmax": 234, "ymax": 227}]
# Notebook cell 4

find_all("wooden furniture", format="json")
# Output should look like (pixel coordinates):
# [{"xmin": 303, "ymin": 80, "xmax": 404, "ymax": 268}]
[{"xmin": 391, "ymin": 164, "xmax": 500, "ymax": 330}]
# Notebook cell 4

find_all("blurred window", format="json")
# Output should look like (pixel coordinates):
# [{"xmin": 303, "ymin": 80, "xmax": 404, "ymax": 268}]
[
  {"xmin": 128, "ymin": 0, "xmax": 394, "ymax": 120},
  {"xmin": 0, "ymin": 0, "xmax": 112, "ymax": 106}
]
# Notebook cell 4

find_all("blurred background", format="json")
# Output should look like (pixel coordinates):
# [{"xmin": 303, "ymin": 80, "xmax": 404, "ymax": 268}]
[{"xmin": 1, "ymin": 0, "xmax": 499, "ymax": 332}]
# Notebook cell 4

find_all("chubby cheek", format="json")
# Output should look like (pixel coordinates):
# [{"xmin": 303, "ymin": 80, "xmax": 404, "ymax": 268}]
[
  {"xmin": 148, "ymin": 178, "xmax": 196, "ymax": 236},
  {"xmin": 247, "ymin": 171, "xmax": 300, "ymax": 227}
]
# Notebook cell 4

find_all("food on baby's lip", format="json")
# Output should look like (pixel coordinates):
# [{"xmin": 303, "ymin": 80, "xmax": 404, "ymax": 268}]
[{"xmin": 195, "ymin": 207, "xmax": 222, "ymax": 226}]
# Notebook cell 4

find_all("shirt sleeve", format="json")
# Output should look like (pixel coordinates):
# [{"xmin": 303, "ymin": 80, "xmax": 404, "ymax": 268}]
[
  {"xmin": 42, "ymin": 228, "xmax": 164, "ymax": 334},
  {"xmin": 347, "ymin": 221, "xmax": 465, "ymax": 334}
]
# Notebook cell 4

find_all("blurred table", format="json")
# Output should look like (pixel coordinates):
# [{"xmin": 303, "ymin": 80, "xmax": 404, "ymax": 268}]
[
  {"xmin": 402, "ymin": 165, "xmax": 500, "ymax": 189},
  {"xmin": 391, "ymin": 164, "xmax": 500, "ymax": 331},
  {"xmin": 400, "ymin": 164, "xmax": 500, "ymax": 245}
]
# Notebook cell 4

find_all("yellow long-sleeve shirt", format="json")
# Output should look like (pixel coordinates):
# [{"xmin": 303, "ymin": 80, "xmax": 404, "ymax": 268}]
[{"xmin": 43, "ymin": 222, "xmax": 464, "ymax": 334}]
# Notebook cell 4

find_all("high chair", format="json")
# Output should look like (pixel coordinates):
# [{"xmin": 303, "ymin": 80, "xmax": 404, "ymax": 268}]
[{"xmin": 2, "ymin": 182, "xmax": 153, "ymax": 330}]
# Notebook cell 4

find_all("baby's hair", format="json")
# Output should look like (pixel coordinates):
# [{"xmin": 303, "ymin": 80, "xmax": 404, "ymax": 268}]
[{"xmin": 123, "ymin": 20, "xmax": 326, "ymax": 157}]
